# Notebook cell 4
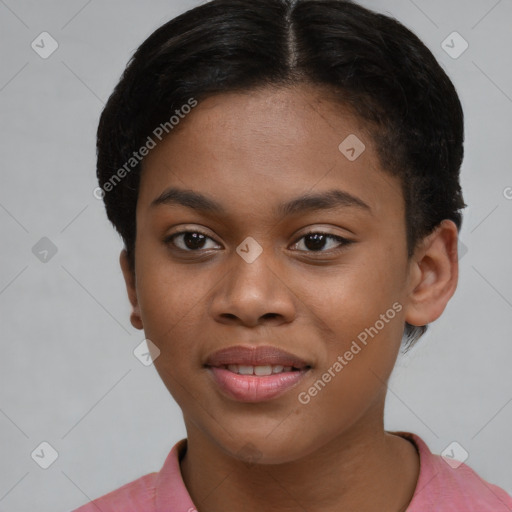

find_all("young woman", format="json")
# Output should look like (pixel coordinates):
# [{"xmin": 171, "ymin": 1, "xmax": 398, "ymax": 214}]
[{"xmin": 74, "ymin": 1, "xmax": 512, "ymax": 510}]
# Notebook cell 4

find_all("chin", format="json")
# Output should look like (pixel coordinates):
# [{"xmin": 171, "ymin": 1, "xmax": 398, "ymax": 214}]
[{"xmin": 216, "ymin": 428, "xmax": 320, "ymax": 466}]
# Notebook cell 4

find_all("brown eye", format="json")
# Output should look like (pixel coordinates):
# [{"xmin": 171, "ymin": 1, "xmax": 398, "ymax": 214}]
[
  {"xmin": 166, "ymin": 231, "xmax": 220, "ymax": 251},
  {"xmin": 292, "ymin": 232, "xmax": 352, "ymax": 253}
]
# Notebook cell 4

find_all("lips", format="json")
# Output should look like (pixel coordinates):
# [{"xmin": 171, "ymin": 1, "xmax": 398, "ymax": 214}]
[
  {"xmin": 205, "ymin": 345, "xmax": 311, "ymax": 369},
  {"xmin": 205, "ymin": 345, "xmax": 312, "ymax": 402}
]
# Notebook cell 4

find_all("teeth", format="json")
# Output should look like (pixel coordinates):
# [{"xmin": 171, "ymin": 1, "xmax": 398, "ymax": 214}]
[
  {"xmin": 238, "ymin": 365, "xmax": 254, "ymax": 375},
  {"xmin": 223, "ymin": 364, "xmax": 297, "ymax": 375},
  {"xmin": 254, "ymin": 365, "xmax": 272, "ymax": 376}
]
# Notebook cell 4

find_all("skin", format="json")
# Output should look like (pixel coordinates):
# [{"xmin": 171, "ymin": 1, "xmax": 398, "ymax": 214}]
[{"xmin": 120, "ymin": 84, "xmax": 459, "ymax": 512}]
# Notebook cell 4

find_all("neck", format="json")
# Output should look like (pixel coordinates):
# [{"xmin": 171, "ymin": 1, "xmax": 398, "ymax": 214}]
[{"xmin": 180, "ymin": 407, "xmax": 420, "ymax": 512}]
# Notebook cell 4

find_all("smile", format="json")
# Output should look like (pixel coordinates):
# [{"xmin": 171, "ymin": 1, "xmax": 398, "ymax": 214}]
[
  {"xmin": 204, "ymin": 344, "xmax": 313, "ymax": 402},
  {"xmin": 217, "ymin": 364, "xmax": 300, "ymax": 375},
  {"xmin": 206, "ymin": 364, "xmax": 311, "ymax": 403}
]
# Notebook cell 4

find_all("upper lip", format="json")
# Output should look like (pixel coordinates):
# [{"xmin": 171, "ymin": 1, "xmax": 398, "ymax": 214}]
[{"xmin": 205, "ymin": 345, "xmax": 311, "ymax": 369}]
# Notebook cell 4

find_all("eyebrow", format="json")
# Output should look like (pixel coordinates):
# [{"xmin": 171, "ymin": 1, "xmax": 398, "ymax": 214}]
[{"xmin": 150, "ymin": 187, "xmax": 372, "ymax": 217}]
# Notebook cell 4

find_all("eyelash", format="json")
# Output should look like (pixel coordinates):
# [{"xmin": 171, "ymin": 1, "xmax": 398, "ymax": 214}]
[{"xmin": 164, "ymin": 230, "xmax": 353, "ymax": 254}]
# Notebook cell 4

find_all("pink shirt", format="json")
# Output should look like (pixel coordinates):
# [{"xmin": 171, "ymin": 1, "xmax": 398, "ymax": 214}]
[{"xmin": 72, "ymin": 431, "xmax": 512, "ymax": 511}]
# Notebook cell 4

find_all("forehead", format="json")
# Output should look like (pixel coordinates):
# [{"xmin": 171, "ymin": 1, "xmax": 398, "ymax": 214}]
[
  {"xmin": 162, "ymin": 85, "xmax": 366, "ymax": 156},
  {"xmin": 137, "ymin": 85, "xmax": 403, "ymax": 222}
]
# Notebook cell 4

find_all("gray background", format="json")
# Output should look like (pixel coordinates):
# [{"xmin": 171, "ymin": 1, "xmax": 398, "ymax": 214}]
[{"xmin": 1, "ymin": 0, "xmax": 511, "ymax": 510}]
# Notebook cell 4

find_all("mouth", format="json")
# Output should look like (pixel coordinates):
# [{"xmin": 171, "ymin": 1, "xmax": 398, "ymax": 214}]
[
  {"xmin": 204, "ymin": 345, "xmax": 312, "ymax": 402},
  {"xmin": 212, "ymin": 364, "xmax": 308, "ymax": 375}
]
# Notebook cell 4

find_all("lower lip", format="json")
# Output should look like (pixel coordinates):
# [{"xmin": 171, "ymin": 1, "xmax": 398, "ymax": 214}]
[{"xmin": 207, "ymin": 367, "xmax": 309, "ymax": 403}]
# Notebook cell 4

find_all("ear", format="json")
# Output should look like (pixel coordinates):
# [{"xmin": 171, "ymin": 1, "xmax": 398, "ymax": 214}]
[
  {"xmin": 119, "ymin": 249, "xmax": 144, "ymax": 330},
  {"xmin": 404, "ymin": 219, "xmax": 459, "ymax": 327}
]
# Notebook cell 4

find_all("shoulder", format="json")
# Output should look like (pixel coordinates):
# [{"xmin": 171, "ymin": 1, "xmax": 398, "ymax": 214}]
[
  {"xmin": 70, "ymin": 438, "xmax": 190, "ymax": 512},
  {"xmin": 71, "ymin": 472, "xmax": 158, "ymax": 512},
  {"xmin": 396, "ymin": 431, "xmax": 512, "ymax": 512}
]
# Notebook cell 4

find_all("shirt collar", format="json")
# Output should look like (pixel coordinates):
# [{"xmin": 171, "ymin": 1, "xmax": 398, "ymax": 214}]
[
  {"xmin": 155, "ymin": 438, "xmax": 196, "ymax": 511},
  {"xmin": 155, "ymin": 432, "xmax": 429, "ymax": 511}
]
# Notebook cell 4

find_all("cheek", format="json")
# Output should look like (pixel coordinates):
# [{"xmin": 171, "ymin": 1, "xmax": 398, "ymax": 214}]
[
  {"xmin": 137, "ymin": 269, "xmax": 206, "ymax": 410},
  {"xmin": 134, "ymin": 249, "xmax": 214, "ymax": 383},
  {"xmin": 294, "ymin": 317, "xmax": 403, "ymax": 447},
  {"xmin": 309, "ymin": 254, "xmax": 404, "ymax": 340},
  {"xmin": 135, "ymin": 237, "xmax": 207, "ymax": 331},
  {"xmin": 294, "ymin": 259, "xmax": 405, "ymax": 419}
]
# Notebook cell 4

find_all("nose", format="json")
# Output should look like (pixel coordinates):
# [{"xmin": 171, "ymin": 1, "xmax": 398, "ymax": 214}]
[{"xmin": 208, "ymin": 247, "xmax": 297, "ymax": 328}]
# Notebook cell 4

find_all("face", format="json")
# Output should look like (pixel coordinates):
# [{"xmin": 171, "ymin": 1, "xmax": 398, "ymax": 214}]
[{"xmin": 123, "ymin": 84, "xmax": 420, "ymax": 463}]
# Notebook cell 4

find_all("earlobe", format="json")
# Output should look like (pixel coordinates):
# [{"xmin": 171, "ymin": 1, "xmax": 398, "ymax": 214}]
[
  {"xmin": 119, "ymin": 249, "xmax": 144, "ymax": 330},
  {"xmin": 404, "ymin": 220, "xmax": 459, "ymax": 327}
]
